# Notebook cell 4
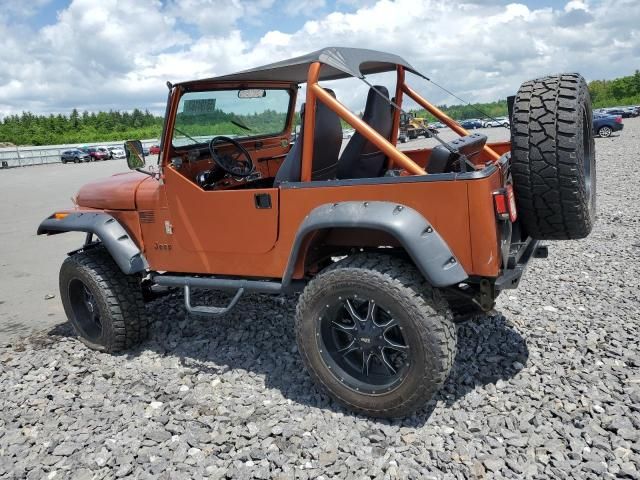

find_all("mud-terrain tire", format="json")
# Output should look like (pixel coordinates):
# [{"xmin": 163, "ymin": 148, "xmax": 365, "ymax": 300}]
[
  {"xmin": 511, "ymin": 73, "xmax": 596, "ymax": 240},
  {"xmin": 295, "ymin": 254, "xmax": 456, "ymax": 418},
  {"xmin": 59, "ymin": 247, "xmax": 148, "ymax": 352}
]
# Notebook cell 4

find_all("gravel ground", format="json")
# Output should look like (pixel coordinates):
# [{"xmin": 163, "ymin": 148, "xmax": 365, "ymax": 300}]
[{"xmin": 1, "ymin": 122, "xmax": 639, "ymax": 479}]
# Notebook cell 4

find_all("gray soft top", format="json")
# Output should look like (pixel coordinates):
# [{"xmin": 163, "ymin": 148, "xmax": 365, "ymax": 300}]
[{"xmin": 178, "ymin": 46, "xmax": 420, "ymax": 86}]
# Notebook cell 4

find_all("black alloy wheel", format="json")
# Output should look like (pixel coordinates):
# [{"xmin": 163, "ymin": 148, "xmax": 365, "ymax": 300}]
[
  {"xmin": 67, "ymin": 278, "xmax": 103, "ymax": 342},
  {"xmin": 295, "ymin": 254, "xmax": 457, "ymax": 417},
  {"xmin": 318, "ymin": 295, "xmax": 410, "ymax": 394}
]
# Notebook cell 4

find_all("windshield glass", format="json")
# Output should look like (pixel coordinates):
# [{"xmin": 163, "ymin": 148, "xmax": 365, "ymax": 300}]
[{"xmin": 173, "ymin": 88, "xmax": 291, "ymax": 147}]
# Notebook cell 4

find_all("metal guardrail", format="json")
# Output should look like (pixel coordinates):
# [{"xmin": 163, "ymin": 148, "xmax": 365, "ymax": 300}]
[{"xmin": 0, "ymin": 140, "xmax": 160, "ymax": 169}]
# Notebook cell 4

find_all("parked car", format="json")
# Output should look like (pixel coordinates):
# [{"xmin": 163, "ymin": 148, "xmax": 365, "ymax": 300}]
[
  {"xmin": 485, "ymin": 117, "xmax": 510, "ymax": 128},
  {"xmin": 429, "ymin": 122, "xmax": 445, "ymax": 129},
  {"xmin": 624, "ymin": 107, "xmax": 640, "ymax": 117},
  {"xmin": 142, "ymin": 146, "xmax": 150, "ymax": 156},
  {"xmin": 60, "ymin": 149, "xmax": 91, "ymax": 164},
  {"xmin": 108, "ymin": 147, "xmax": 126, "ymax": 159},
  {"xmin": 593, "ymin": 113, "xmax": 623, "ymax": 137},
  {"xmin": 149, "ymin": 145, "xmax": 161, "ymax": 155},
  {"xmin": 79, "ymin": 146, "xmax": 109, "ymax": 161},
  {"xmin": 604, "ymin": 108, "xmax": 637, "ymax": 119},
  {"xmin": 459, "ymin": 119, "xmax": 484, "ymax": 129},
  {"xmin": 96, "ymin": 146, "xmax": 112, "ymax": 159}
]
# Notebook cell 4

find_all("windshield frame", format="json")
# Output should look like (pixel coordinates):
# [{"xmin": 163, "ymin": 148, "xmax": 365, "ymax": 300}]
[{"xmin": 170, "ymin": 82, "xmax": 297, "ymax": 150}]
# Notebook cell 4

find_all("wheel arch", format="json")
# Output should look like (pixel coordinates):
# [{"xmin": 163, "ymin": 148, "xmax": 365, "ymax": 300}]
[
  {"xmin": 282, "ymin": 201, "xmax": 467, "ymax": 289},
  {"xmin": 38, "ymin": 212, "xmax": 148, "ymax": 274}
]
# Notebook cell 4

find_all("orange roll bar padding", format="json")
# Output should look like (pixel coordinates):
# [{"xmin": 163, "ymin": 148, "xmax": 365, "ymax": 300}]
[
  {"xmin": 301, "ymin": 63, "xmax": 321, "ymax": 182},
  {"xmin": 389, "ymin": 66, "xmax": 405, "ymax": 148},
  {"xmin": 401, "ymin": 83, "xmax": 501, "ymax": 161}
]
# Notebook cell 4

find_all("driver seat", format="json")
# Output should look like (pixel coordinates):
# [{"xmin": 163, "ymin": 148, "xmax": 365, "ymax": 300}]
[{"xmin": 274, "ymin": 89, "xmax": 342, "ymax": 185}]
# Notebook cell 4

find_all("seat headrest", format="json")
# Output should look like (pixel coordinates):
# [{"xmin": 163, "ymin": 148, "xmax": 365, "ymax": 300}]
[{"xmin": 363, "ymin": 85, "xmax": 390, "ymax": 122}]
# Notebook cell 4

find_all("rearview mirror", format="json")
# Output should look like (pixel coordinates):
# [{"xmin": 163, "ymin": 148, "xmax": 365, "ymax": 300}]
[
  {"xmin": 238, "ymin": 88, "xmax": 266, "ymax": 99},
  {"xmin": 124, "ymin": 140, "xmax": 145, "ymax": 170}
]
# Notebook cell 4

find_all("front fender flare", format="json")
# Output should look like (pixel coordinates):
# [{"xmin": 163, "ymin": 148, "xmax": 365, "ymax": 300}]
[
  {"xmin": 37, "ymin": 212, "xmax": 148, "ymax": 274},
  {"xmin": 283, "ymin": 201, "xmax": 468, "ymax": 288}
]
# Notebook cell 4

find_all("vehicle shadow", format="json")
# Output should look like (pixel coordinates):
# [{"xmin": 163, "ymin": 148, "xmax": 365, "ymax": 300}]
[{"xmin": 44, "ymin": 290, "xmax": 529, "ymax": 426}]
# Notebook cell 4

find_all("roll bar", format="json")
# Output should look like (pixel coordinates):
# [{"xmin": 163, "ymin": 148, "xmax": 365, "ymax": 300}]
[{"xmin": 300, "ymin": 63, "xmax": 501, "ymax": 182}]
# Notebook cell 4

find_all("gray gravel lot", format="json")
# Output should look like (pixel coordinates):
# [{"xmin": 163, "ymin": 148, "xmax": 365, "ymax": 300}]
[{"xmin": 1, "ymin": 123, "xmax": 638, "ymax": 479}]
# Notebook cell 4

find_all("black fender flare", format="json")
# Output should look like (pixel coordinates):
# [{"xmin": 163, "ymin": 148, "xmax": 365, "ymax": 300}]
[
  {"xmin": 37, "ymin": 212, "xmax": 148, "ymax": 274},
  {"xmin": 282, "ymin": 201, "xmax": 468, "ymax": 288}
]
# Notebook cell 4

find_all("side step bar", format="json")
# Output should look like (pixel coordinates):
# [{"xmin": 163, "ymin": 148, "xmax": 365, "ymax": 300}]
[
  {"xmin": 151, "ymin": 274, "xmax": 300, "ymax": 317},
  {"xmin": 184, "ymin": 285, "xmax": 244, "ymax": 317}
]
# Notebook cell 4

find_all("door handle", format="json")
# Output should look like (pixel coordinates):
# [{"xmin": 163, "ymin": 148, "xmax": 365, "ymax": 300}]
[{"xmin": 254, "ymin": 193, "xmax": 272, "ymax": 209}]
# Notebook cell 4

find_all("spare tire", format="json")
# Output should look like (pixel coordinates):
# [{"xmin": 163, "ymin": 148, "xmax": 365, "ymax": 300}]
[{"xmin": 510, "ymin": 73, "xmax": 596, "ymax": 240}]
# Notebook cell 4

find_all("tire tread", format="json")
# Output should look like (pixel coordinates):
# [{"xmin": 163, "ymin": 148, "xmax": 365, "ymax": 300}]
[
  {"xmin": 60, "ymin": 247, "xmax": 147, "ymax": 352},
  {"xmin": 295, "ymin": 253, "xmax": 456, "ymax": 418}
]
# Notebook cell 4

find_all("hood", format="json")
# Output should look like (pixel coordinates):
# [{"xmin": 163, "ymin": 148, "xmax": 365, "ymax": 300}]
[{"xmin": 76, "ymin": 171, "xmax": 150, "ymax": 210}]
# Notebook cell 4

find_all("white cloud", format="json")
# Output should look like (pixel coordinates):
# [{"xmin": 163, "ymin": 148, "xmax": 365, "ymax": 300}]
[
  {"xmin": 0, "ymin": 0, "xmax": 638, "ymax": 117},
  {"xmin": 284, "ymin": 0, "xmax": 327, "ymax": 16},
  {"xmin": 167, "ymin": 0, "xmax": 276, "ymax": 33},
  {"xmin": 565, "ymin": 0, "xmax": 589, "ymax": 12}
]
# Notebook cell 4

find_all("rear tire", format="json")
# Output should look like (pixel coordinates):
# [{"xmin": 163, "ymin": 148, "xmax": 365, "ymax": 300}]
[
  {"xmin": 59, "ymin": 247, "xmax": 148, "ymax": 352},
  {"xmin": 598, "ymin": 126, "xmax": 612, "ymax": 138},
  {"xmin": 511, "ymin": 73, "xmax": 596, "ymax": 240},
  {"xmin": 295, "ymin": 254, "xmax": 456, "ymax": 418}
]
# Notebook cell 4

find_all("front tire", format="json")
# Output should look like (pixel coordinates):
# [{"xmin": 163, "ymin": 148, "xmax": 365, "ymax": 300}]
[
  {"xmin": 59, "ymin": 247, "xmax": 148, "ymax": 352},
  {"xmin": 295, "ymin": 254, "xmax": 456, "ymax": 418}
]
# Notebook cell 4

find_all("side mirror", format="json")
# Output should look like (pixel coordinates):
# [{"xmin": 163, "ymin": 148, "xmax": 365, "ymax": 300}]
[{"xmin": 124, "ymin": 140, "xmax": 145, "ymax": 170}]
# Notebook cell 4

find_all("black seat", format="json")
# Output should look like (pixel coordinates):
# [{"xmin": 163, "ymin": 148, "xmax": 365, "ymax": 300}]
[
  {"xmin": 337, "ymin": 85, "xmax": 393, "ymax": 179},
  {"xmin": 274, "ymin": 89, "xmax": 342, "ymax": 185}
]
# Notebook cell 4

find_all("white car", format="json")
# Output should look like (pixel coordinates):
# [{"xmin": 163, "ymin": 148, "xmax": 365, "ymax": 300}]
[
  {"xmin": 108, "ymin": 147, "xmax": 126, "ymax": 159},
  {"xmin": 485, "ymin": 117, "xmax": 510, "ymax": 128}
]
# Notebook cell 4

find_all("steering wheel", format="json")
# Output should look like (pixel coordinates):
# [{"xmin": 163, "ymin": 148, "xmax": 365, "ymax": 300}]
[{"xmin": 208, "ymin": 136, "xmax": 254, "ymax": 178}]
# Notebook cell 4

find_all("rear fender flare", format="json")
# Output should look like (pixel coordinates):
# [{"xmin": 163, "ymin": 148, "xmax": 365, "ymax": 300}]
[
  {"xmin": 37, "ymin": 212, "xmax": 147, "ymax": 274},
  {"xmin": 283, "ymin": 201, "xmax": 467, "ymax": 288}
]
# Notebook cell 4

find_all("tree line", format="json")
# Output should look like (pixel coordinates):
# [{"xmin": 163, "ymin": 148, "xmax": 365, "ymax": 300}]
[
  {"xmin": 1, "ymin": 71, "xmax": 639, "ymax": 146},
  {"xmin": 175, "ymin": 109, "xmax": 288, "ymax": 139},
  {"xmin": 411, "ymin": 70, "xmax": 640, "ymax": 122},
  {"xmin": 0, "ymin": 108, "xmax": 162, "ymax": 146}
]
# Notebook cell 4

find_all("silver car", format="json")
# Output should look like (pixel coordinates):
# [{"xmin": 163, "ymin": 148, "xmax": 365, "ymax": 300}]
[{"xmin": 108, "ymin": 147, "xmax": 126, "ymax": 159}]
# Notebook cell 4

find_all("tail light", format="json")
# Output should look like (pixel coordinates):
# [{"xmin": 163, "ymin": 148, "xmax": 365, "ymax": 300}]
[
  {"xmin": 493, "ymin": 184, "xmax": 517, "ymax": 222},
  {"xmin": 615, "ymin": 116, "xmax": 622, "ymax": 124}
]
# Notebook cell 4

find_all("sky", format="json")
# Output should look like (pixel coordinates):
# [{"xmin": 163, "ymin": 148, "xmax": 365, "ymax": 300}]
[{"xmin": 0, "ymin": 0, "xmax": 638, "ymax": 117}]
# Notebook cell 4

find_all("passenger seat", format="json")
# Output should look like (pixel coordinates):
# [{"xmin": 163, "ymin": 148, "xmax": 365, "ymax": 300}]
[{"xmin": 337, "ymin": 86, "xmax": 393, "ymax": 179}]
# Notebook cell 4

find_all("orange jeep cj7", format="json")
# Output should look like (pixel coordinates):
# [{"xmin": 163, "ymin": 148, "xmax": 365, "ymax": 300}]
[{"xmin": 39, "ymin": 47, "xmax": 595, "ymax": 417}]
